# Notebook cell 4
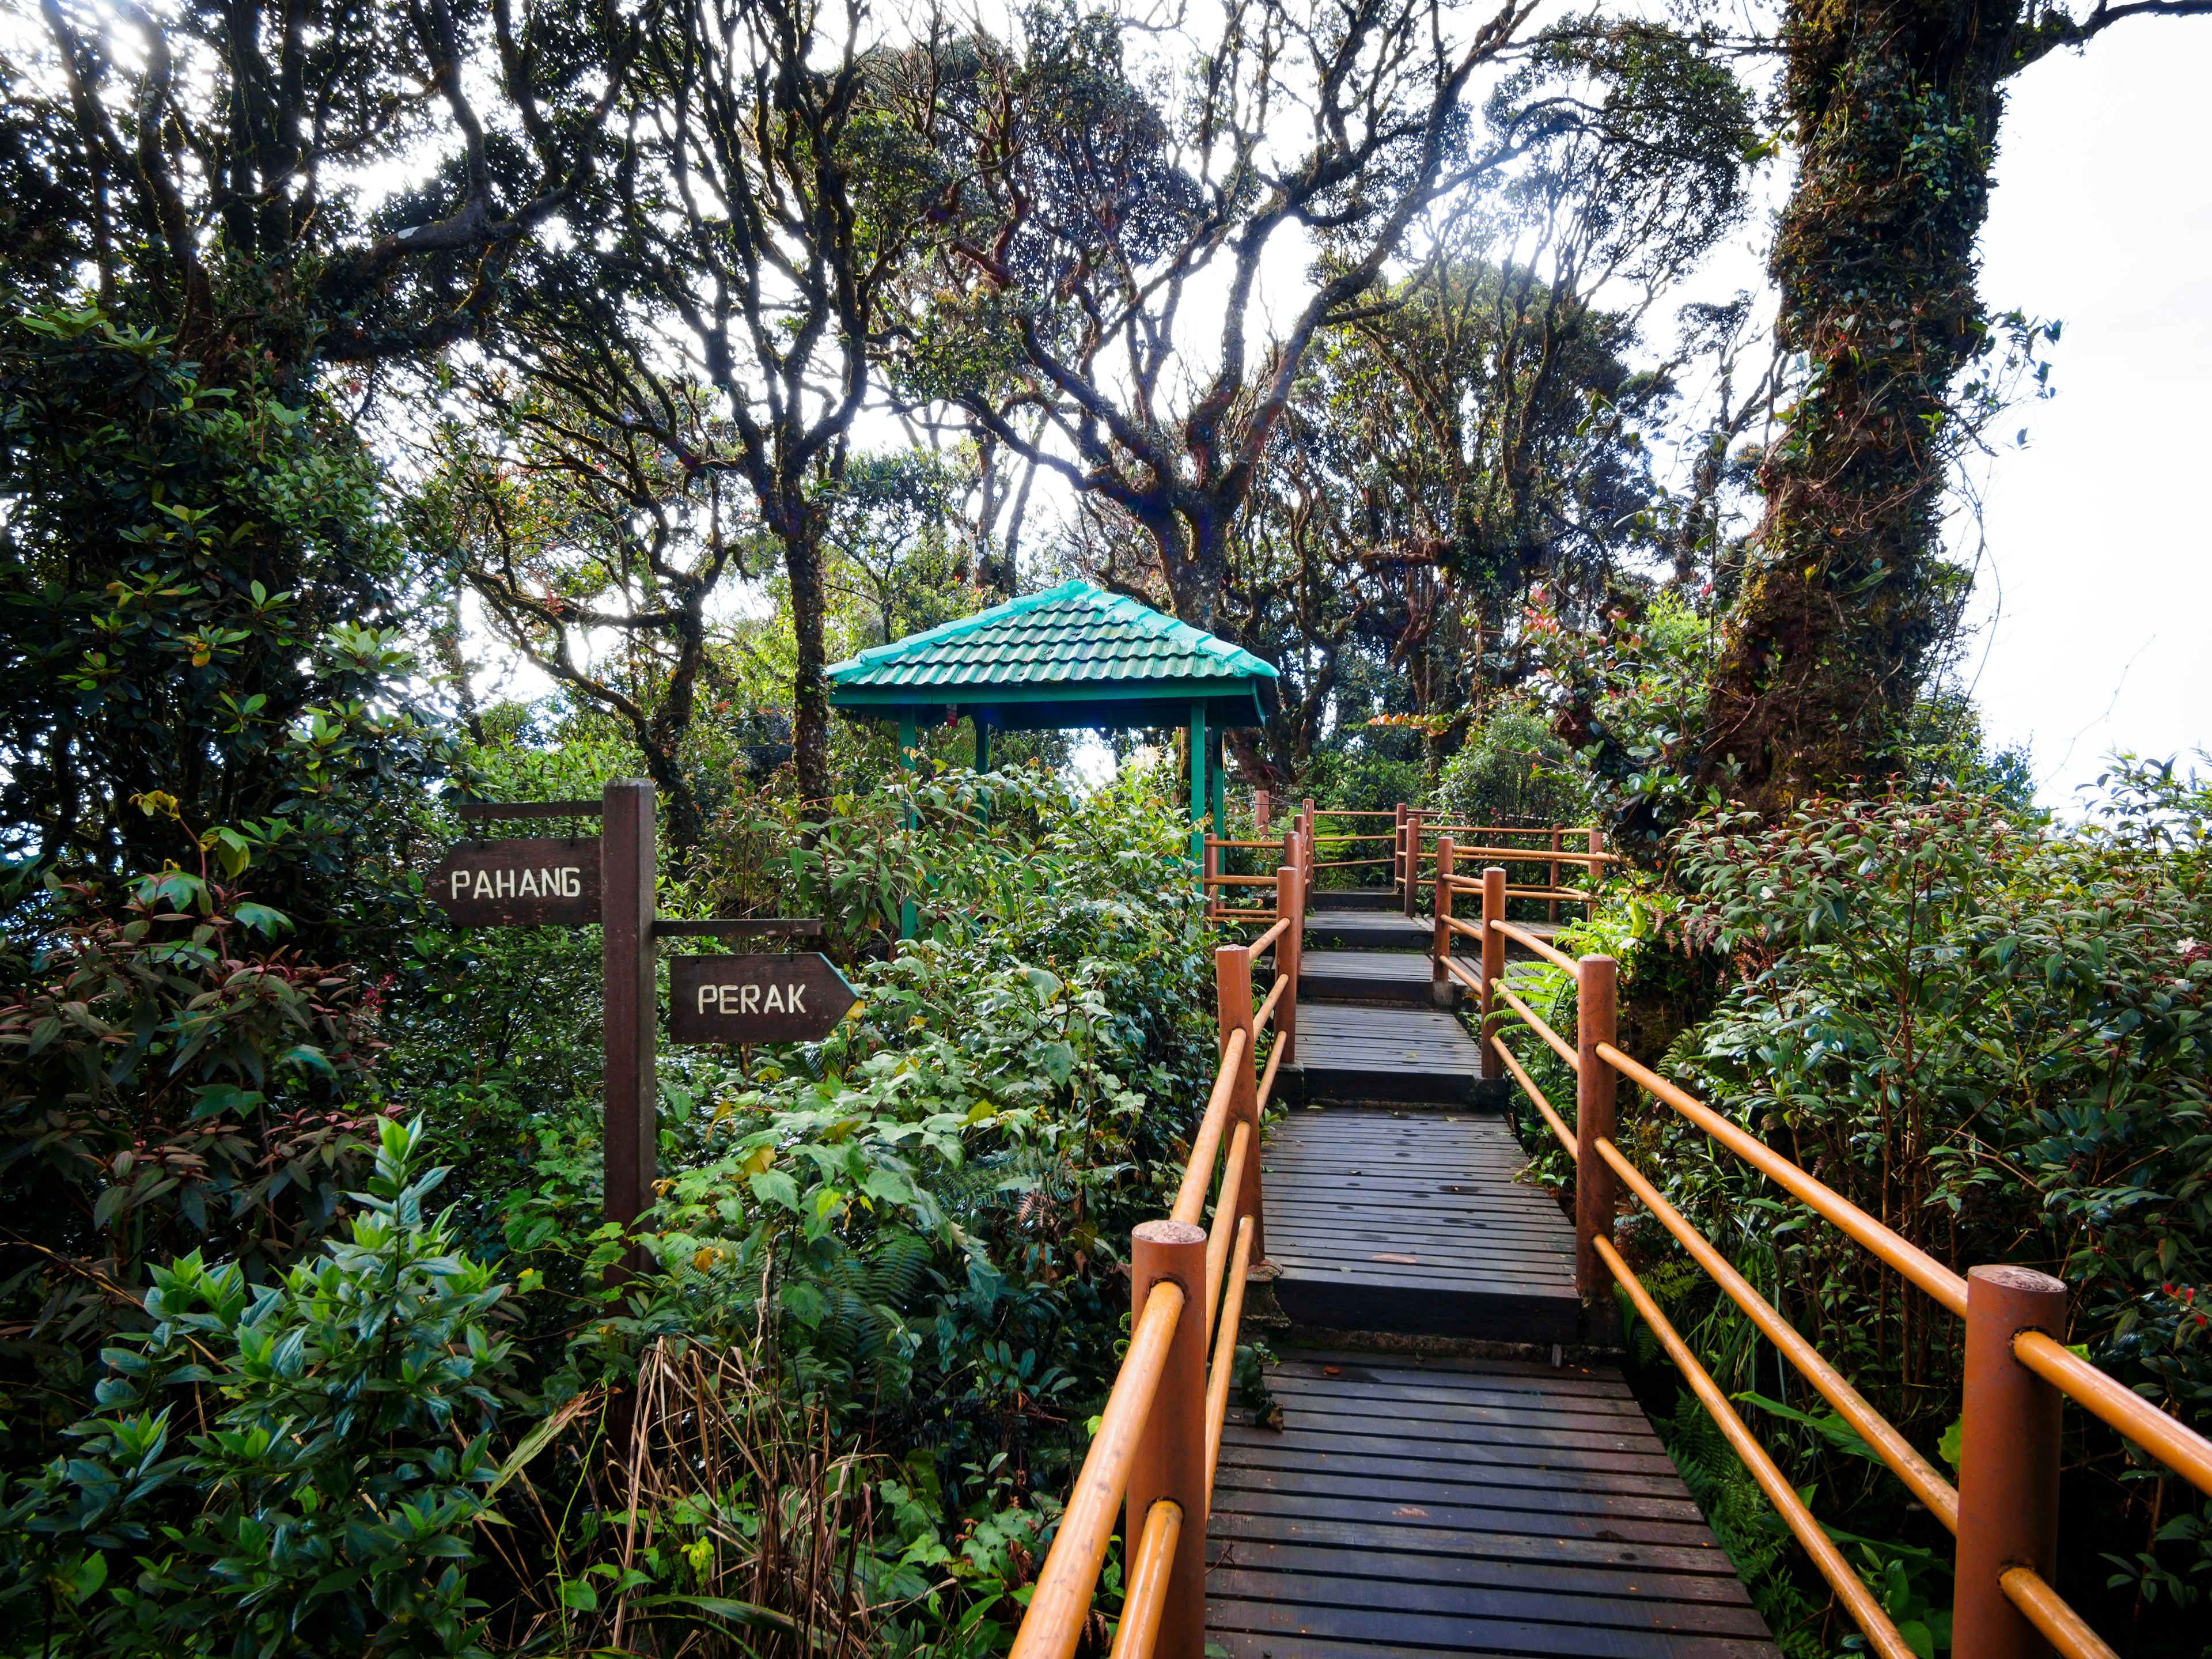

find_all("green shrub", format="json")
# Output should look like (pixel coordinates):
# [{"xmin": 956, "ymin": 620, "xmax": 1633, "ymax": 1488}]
[
  {"xmin": 1, "ymin": 1118, "xmax": 513, "ymax": 1658},
  {"xmin": 1430, "ymin": 701, "xmax": 1589, "ymax": 826}
]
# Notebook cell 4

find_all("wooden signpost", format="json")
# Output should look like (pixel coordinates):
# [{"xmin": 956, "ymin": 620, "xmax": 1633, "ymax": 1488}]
[
  {"xmin": 668, "ymin": 954, "xmax": 858, "ymax": 1044},
  {"xmin": 434, "ymin": 781, "xmax": 837, "ymax": 1266},
  {"xmin": 430, "ymin": 837, "xmax": 601, "ymax": 925}
]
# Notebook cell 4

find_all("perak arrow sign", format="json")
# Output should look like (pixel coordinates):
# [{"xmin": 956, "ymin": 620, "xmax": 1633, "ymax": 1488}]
[
  {"xmin": 668, "ymin": 954, "xmax": 858, "ymax": 1044},
  {"xmin": 430, "ymin": 838, "xmax": 602, "ymax": 926}
]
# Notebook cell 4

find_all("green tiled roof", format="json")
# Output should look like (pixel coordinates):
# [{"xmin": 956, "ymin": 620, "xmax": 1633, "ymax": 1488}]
[{"xmin": 826, "ymin": 581, "xmax": 1277, "ymax": 729}]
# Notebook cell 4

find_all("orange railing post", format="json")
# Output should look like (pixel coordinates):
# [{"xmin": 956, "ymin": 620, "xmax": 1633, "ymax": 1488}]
[
  {"xmin": 1955, "ymin": 1265, "xmax": 2068, "ymax": 1659},
  {"xmin": 1128, "ymin": 1220, "xmax": 1209, "ymax": 1659},
  {"xmin": 1575, "ymin": 954, "xmax": 1619, "ymax": 1309},
  {"xmin": 1254, "ymin": 788, "xmax": 1270, "ymax": 834},
  {"xmin": 1431, "ymin": 835, "xmax": 1455, "ymax": 1007},
  {"xmin": 1480, "ymin": 866, "xmax": 1506, "ymax": 1084},
  {"xmin": 1215, "ymin": 942, "xmax": 1264, "ymax": 1259},
  {"xmin": 1548, "ymin": 827, "xmax": 1561, "ymax": 925},
  {"xmin": 1277, "ymin": 836, "xmax": 1303, "ymax": 1065},
  {"xmin": 1392, "ymin": 802, "xmax": 1408, "ymax": 902},
  {"xmin": 1202, "ymin": 834, "xmax": 1218, "ymax": 920},
  {"xmin": 1588, "ymin": 825, "xmax": 1604, "ymax": 913},
  {"xmin": 1403, "ymin": 808, "xmax": 1425, "ymax": 916}
]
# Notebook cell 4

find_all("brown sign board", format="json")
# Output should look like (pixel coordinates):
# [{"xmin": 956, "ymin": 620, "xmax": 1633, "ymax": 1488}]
[
  {"xmin": 430, "ymin": 838, "xmax": 602, "ymax": 926},
  {"xmin": 668, "ymin": 954, "xmax": 858, "ymax": 1044}
]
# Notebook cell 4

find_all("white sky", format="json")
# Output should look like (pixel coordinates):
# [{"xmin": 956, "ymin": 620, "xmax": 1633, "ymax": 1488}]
[{"xmin": 1963, "ymin": 25, "xmax": 2212, "ymax": 806}]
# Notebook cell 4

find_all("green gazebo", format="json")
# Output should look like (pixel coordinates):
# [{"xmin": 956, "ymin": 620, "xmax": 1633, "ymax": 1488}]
[{"xmin": 825, "ymin": 579, "xmax": 1278, "ymax": 864}]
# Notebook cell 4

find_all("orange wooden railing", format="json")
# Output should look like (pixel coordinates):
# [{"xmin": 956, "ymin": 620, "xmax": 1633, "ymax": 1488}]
[
  {"xmin": 1432, "ymin": 842, "xmax": 2212, "ymax": 1659},
  {"xmin": 1007, "ymin": 834, "xmax": 1304, "ymax": 1659}
]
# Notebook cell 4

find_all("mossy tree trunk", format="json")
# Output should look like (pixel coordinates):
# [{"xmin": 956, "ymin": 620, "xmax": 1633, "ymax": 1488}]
[{"xmin": 1700, "ymin": 0, "xmax": 2021, "ymax": 810}]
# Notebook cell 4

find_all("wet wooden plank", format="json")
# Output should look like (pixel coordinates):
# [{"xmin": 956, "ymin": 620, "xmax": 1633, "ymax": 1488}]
[
  {"xmin": 1208, "ymin": 1355, "xmax": 1779, "ymax": 1658},
  {"xmin": 1263, "ymin": 1111, "xmax": 1579, "ymax": 1339}
]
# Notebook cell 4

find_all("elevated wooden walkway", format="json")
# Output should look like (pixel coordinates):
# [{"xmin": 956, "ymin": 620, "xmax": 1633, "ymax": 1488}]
[
  {"xmin": 1016, "ymin": 812, "xmax": 2198, "ymax": 1659},
  {"xmin": 1219, "ymin": 895, "xmax": 1779, "ymax": 1657}
]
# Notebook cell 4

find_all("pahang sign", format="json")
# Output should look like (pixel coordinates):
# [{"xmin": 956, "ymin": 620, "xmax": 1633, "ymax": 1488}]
[
  {"xmin": 669, "ymin": 953, "xmax": 858, "ymax": 1044},
  {"xmin": 430, "ymin": 836, "xmax": 601, "ymax": 926}
]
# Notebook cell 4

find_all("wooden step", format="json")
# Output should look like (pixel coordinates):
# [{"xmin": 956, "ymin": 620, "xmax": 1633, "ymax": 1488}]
[
  {"xmin": 1304, "ymin": 911, "xmax": 1434, "ymax": 952},
  {"xmin": 1298, "ymin": 949, "xmax": 1460, "ymax": 1007},
  {"xmin": 1304, "ymin": 912, "xmax": 1570, "ymax": 961},
  {"xmin": 1279, "ymin": 1002, "xmax": 1486, "ymax": 1106},
  {"xmin": 1258, "ymin": 1112, "xmax": 1581, "ymax": 1343},
  {"xmin": 1302, "ymin": 887, "xmax": 1400, "ymax": 911}
]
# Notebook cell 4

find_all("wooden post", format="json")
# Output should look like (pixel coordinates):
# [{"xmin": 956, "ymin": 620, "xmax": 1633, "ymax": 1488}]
[
  {"xmin": 1202, "ymin": 834, "xmax": 1218, "ymax": 920},
  {"xmin": 1574, "ymin": 955, "xmax": 1619, "ymax": 1306},
  {"xmin": 1588, "ymin": 825, "xmax": 1604, "ymax": 912},
  {"xmin": 1128, "ymin": 1219, "xmax": 1209, "ymax": 1659},
  {"xmin": 1403, "ymin": 808, "xmax": 1425, "ymax": 917},
  {"xmin": 1300, "ymin": 800, "xmax": 1315, "ymax": 891},
  {"xmin": 602, "ymin": 779, "xmax": 658, "ymax": 1269},
  {"xmin": 1215, "ymin": 943, "xmax": 1264, "ymax": 1259},
  {"xmin": 1276, "ymin": 837, "xmax": 1302, "ymax": 1065},
  {"xmin": 1431, "ymin": 836, "xmax": 1455, "ymax": 1007},
  {"xmin": 1548, "ymin": 827, "xmax": 1561, "ymax": 926},
  {"xmin": 1955, "ymin": 1265, "xmax": 2067, "ymax": 1659},
  {"xmin": 1393, "ymin": 802, "xmax": 1408, "ymax": 901},
  {"xmin": 1480, "ymin": 866, "xmax": 1506, "ymax": 1083},
  {"xmin": 1255, "ymin": 789, "xmax": 1271, "ymax": 834}
]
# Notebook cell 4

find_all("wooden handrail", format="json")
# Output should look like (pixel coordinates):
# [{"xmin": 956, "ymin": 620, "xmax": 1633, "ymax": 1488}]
[
  {"xmin": 2014, "ymin": 1330, "xmax": 2212, "ymax": 1496},
  {"xmin": 1493, "ymin": 1033, "xmax": 1574, "ymax": 1153},
  {"xmin": 1109, "ymin": 1500, "xmax": 1184, "ymax": 1659},
  {"xmin": 1593, "ymin": 1135, "xmax": 1960, "ymax": 1531},
  {"xmin": 2001, "ymin": 1567, "xmax": 2121, "ymax": 1659},
  {"xmin": 1009, "ymin": 1281, "xmax": 1187, "ymax": 1659},
  {"xmin": 1599, "ymin": 1236, "xmax": 1921, "ymax": 1659},
  {"xmin": 1495, "ymin": 981, "xmax": 1578, "ymax": 1070},
  {"xmin": 1203, "ymin": 1215, "xmax": 1256, "ymax": 1515},
  {"xmin": 1493, "ymin": 918, "xmax": 1581, "ymax": 974},
  {"xmin": 1253, "ymin": 972, "xmax": 1290, "ymax": 1034},
  {"xmin": 1251, "ymin": 915, "xmax": 1291, "ymax": 956},
  {"xmin": 1422, "ymin": 844, "xmax": 1616, "ymax": 865},
  {"xmin": 1204, "ymin": 1122, "xmax": 1252, "ymax": 1331},
  {"xmin": 1255, "ymin": 1027, "xmax": 1287, "ymax": 1112},
  {"xmin": 1169, "ymin": 1029, "xmax": 1247, "ymax": 1228},
  {"xmin": 1207, "ymin": 872, "xmax": 1278, "ymax": 887},
  {"xmin": 1595, "ymin": 1041, "xmax": 1969, "ymax": 1318}
]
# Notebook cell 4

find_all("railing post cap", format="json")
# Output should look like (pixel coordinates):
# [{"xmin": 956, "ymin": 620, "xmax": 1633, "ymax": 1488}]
[
  {"xmin": 1969, "ymin": 1263, "xmax": 2067, "ymax": 1298},
  {"xmin": 1580, "ymin": 952, "xmax": 1617, "ymax": 968},
  {"xmin": 1134, "ymin": 1219, "xmax": 1207, "ymax": 1248}
]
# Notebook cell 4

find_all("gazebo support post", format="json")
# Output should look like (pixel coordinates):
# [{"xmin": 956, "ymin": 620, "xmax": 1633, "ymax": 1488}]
[
  {"xmin": 1188, "ymin": 701, "xmax": 1208, "ymax": 880},
  {"xmin": 1209, "ymin": 725, "xmax": 1226, "ymax": 846},
  {"xmin": 897, "ymin": 711, "xmax": 919, "ymax": 941}
]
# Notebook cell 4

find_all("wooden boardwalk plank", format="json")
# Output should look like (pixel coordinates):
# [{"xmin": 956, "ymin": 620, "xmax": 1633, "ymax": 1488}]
[
  {"xmin": 1286, "ymin": 1003, "xmax": 1488, "ymax": 1105},
  {"xmin": 1263, "ymin": 1112, "xmax": 1578, "ymax": 1340},
  {"xmin": 1208, "ymin": 1355, "xmax": 1778, "ymax": 1658},
  {"xmin": 1300, "ymin": 948, "xmax": 1463, "ymax": 1007}
]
